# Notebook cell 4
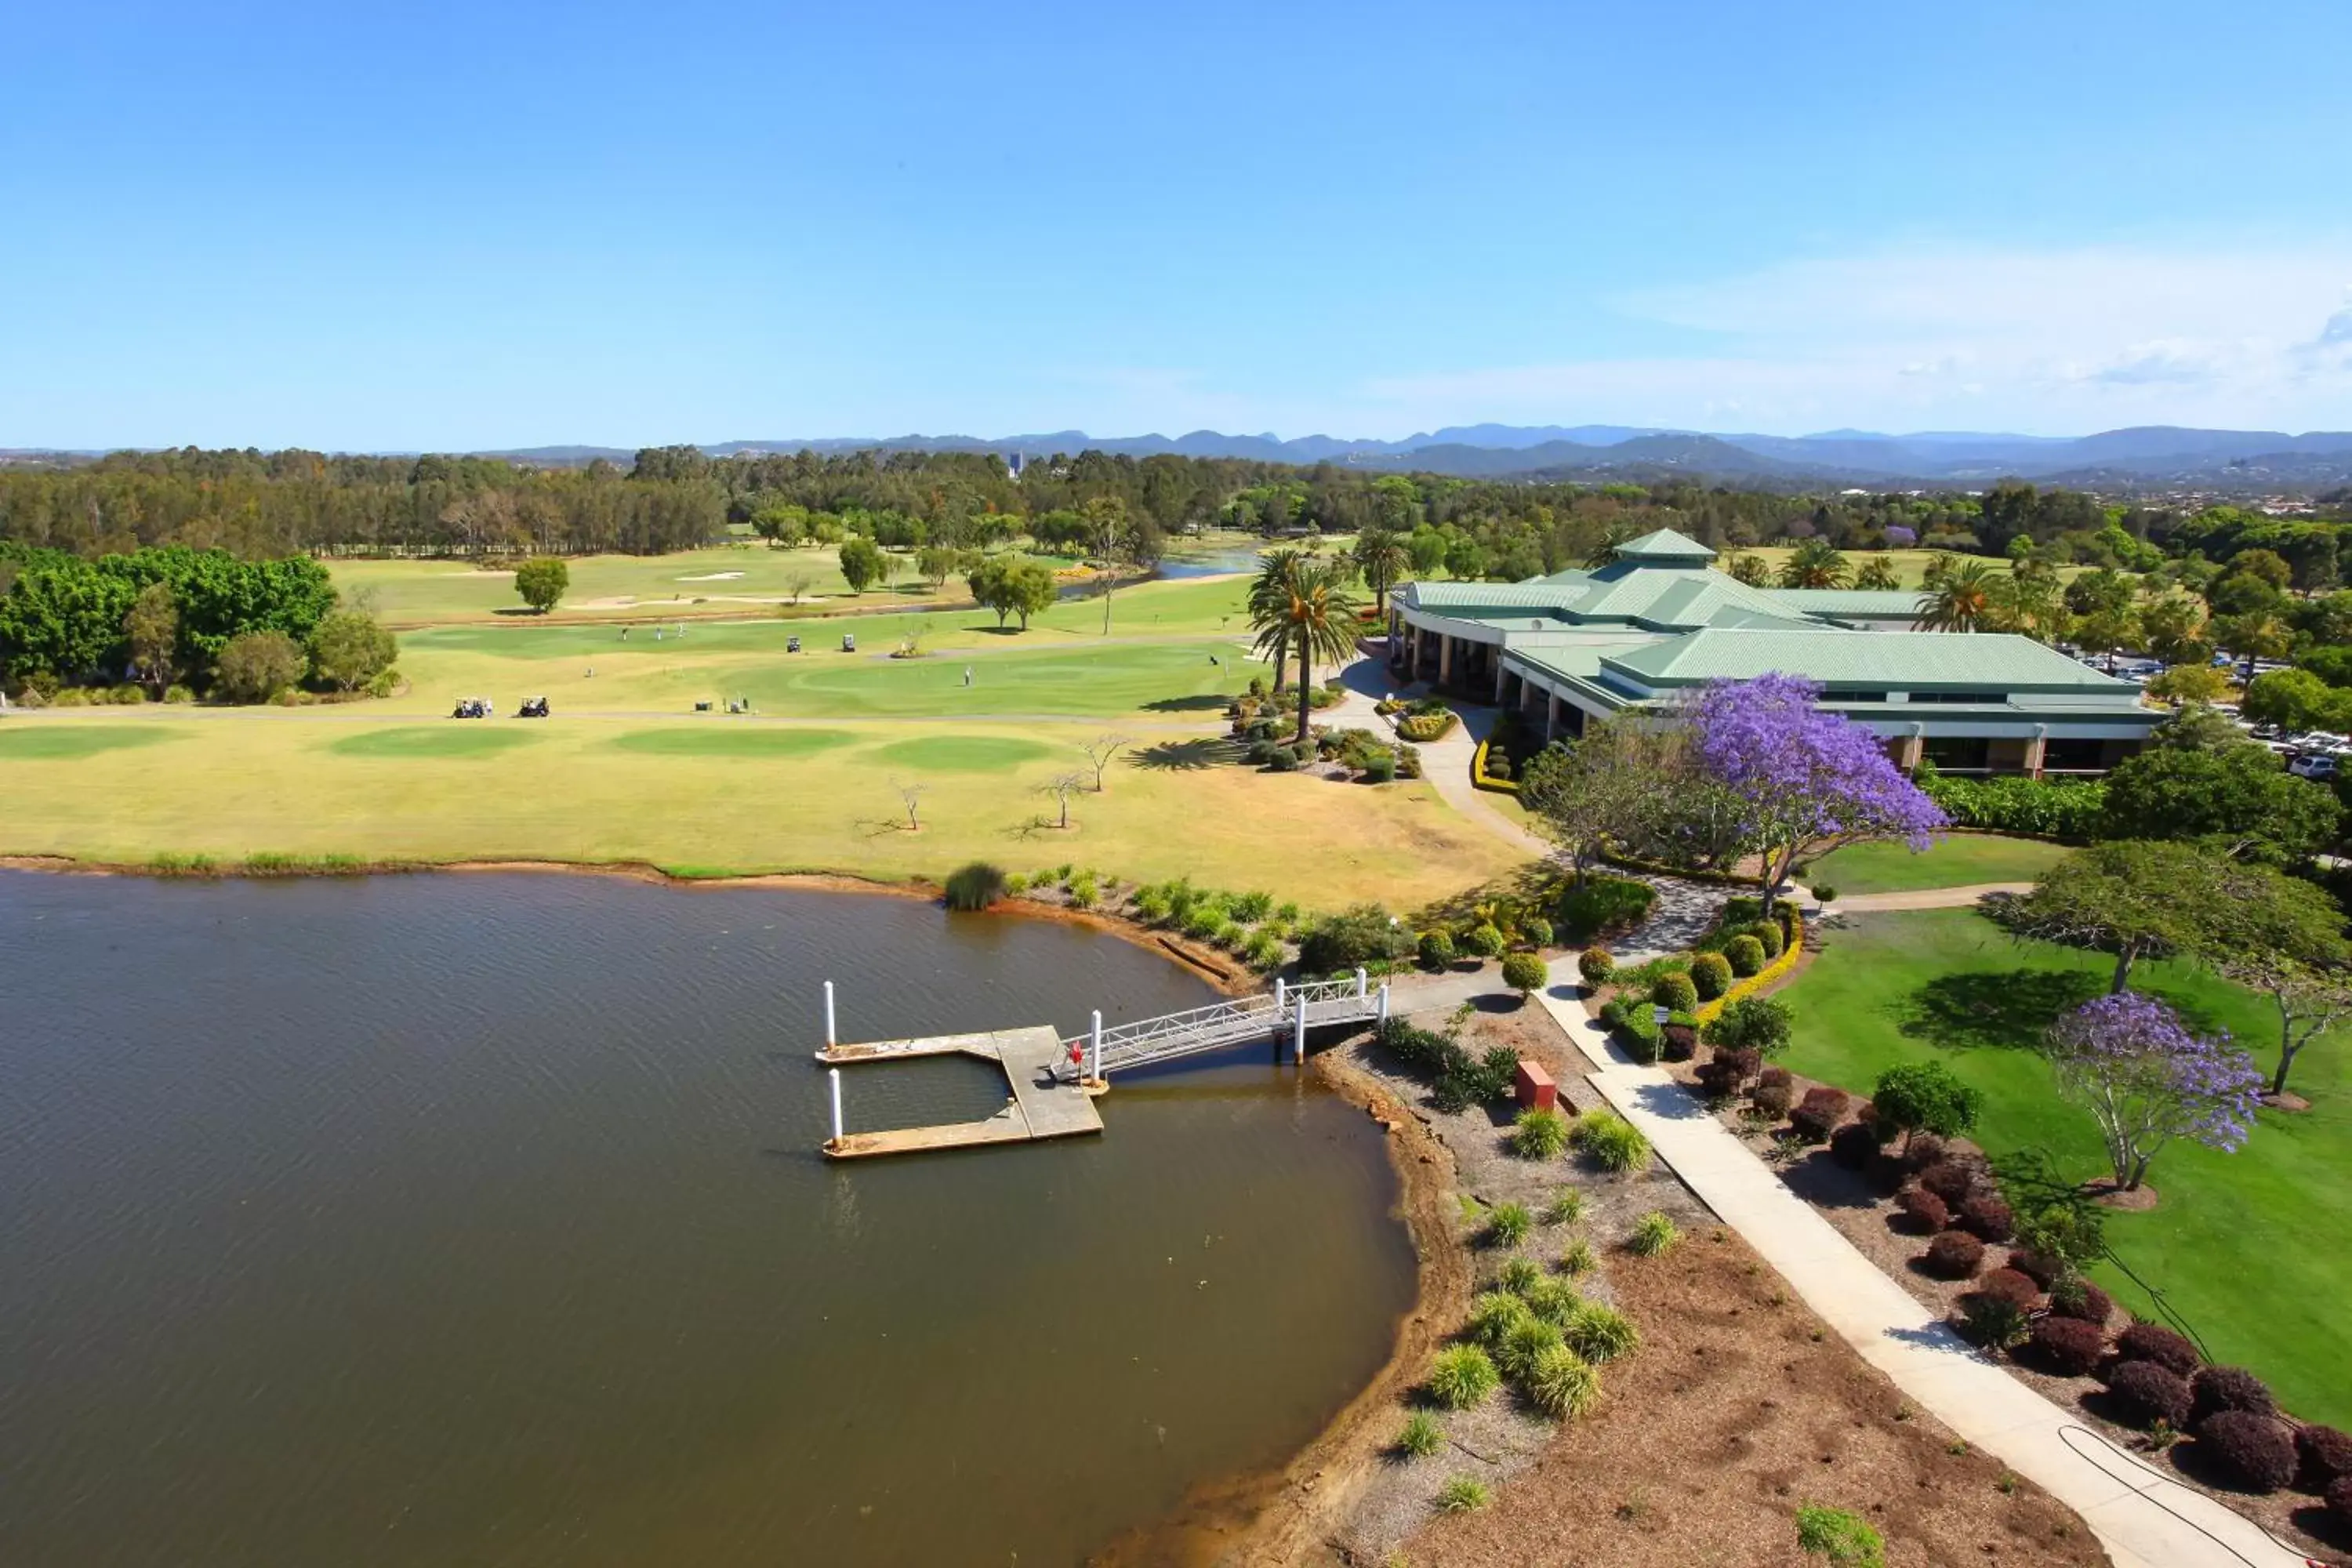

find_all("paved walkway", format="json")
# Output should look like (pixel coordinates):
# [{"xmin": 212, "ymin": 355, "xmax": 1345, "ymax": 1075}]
[
  {"xmin": 1810, "ymin": 881, "xmax": 2037, "ymax": 914},
  {"xmin": 1338, "ymin": 658, "xmax": 1556, "ymax": 860},
  {"xmin": 1529, "ymin": 961, "xmax": 2307, "ymax": 1568}
]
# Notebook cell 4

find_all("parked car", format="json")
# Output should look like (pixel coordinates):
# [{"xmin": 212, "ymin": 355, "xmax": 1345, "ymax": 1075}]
[
  {"xmin": 518, "ymin": 696, "xmax": 550, "ymax": 718},
  {"xmin": 2290, "ymin": 754, "xmax": 2339, "ymax": 781}
]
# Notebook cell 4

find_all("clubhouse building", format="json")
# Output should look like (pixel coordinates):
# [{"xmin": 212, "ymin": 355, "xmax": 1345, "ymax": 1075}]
[{"xmin": 1386, "ymin": 528, "xmax": 2157, "ymax": 778}]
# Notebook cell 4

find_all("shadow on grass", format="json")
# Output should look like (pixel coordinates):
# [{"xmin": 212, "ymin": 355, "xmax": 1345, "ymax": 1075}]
[
  {"xmin": 1141, "ymin": 694, "xmax": 1234, "ymax": 713},
  {"xmin": 1131, "ymin": 738, "xmax": 1241, "ymax": 771},
  {"xmin": 1896, "ymin": 968, "xmax": 2104, "ymax": 1053}
]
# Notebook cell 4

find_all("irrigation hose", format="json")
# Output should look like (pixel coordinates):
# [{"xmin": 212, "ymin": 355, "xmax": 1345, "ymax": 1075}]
[{"xmin": 2053, "ymin": 1423, "xmax": 2324, "ymax": 1567}]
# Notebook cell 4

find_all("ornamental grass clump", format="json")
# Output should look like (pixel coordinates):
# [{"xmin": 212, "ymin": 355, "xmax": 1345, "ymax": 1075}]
[
  {"xmin": 1497, "ymin": 1316, "xmax": 1566, "ymax": 1382},
  {"xmin": 1512, "ymin": 1106, "xmax": 1570, "ymax": 1160},
  {"xmin": 1395, "ymin": 1410, "xmax": 1446, "ymax": 1458},
  {"xmin": 1543, "ymin": 1188, "xmax": 1586, "ymax": 1227},
  {"xmin": 943, "ymin": 861, "xmax": 1009, "ymax": 911},
  {"xmin": 1570, "ymin": 1109, "xmax": 1651, "ymax": 1173},
  {"xmin": 1562, "ymin": 1301, "xmax": 1639, "ymax": 1363},
  {"xmin": 1795, "ymin": 1504, "xmax": 1886, "ymax": 1568},
  {"xmin": 1435, "ymin": 1474, "xmax": 1490, "ymax": 1512},
  {"xmin": 1627, "ymin": 1211, "xmax": 1679, "ymax": 1257},
  {"xmin": 1426, "ymin": 1345, "xmax": 1501, "ymax": 1409},
  {"xmin": 1468, "ymin": 1290, "xmax": 1533, "ymax": 1350},
  {"xmin": 1525, "ymin": 1345, "xmax": 1602, "ymax": 1421},
  {"xmin": 1519, "ymin": 1276, "xmax": 1581, "ymax": 1328},
  {"xmin": 1486, "ymin": 1201, "xmax": 1533, "ymax": 1247},
  {"xmin": 1496, "ymin": 1256, "xmax": 1544, "ymax": 1297},
  {"xmin": 1559, "ymin": 1236, "xmax": 1596, "ymax": 1276}
]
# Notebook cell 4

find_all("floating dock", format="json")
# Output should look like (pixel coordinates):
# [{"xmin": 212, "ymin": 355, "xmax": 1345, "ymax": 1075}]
[{"xmin": 817, "ymin": 1025, "xmax": 1104, "ymax": 1160}]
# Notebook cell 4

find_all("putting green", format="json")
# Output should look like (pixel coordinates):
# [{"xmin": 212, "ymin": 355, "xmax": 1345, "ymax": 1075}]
[
  {"xmin": 609, "ymin": 728, "xmax": 859, "ymax": 757},
  {"xmin": 328, "ymin": 727, "xmax": 546, "ymax": 758},
  {"xmin": 866, "ymin": 735, "xmax": 1056, "ymax": 771},
  {"xmin": 0, "ymin": 725, "xmax": 178, "ymax": 760}
]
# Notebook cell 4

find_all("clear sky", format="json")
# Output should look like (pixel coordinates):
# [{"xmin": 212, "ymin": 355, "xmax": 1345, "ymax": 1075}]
[{"xmin": 5, "ymin": 0, "xmax": 2350, "ymax": 450}]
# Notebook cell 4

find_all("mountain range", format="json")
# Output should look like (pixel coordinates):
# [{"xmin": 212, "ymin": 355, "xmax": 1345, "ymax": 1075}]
[{"xmin": 478, "ymin": 424, "xmax": 2352, "ymax": 490}]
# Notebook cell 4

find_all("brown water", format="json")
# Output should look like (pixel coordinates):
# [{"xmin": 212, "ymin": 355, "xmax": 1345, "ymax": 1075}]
[{"xmin": 0, "ymin": 872, "xmax": 1415, "ymax": 1567}]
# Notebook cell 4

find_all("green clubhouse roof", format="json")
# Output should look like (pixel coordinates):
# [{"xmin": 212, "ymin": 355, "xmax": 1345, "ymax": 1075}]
[
  {"xmin": 1598, "ymin": 628, "xmax": 2129, "ymax": 691},
  {"xmin": 1609, "ymin": 527, "xmax": 1719, "ymax": 563}
]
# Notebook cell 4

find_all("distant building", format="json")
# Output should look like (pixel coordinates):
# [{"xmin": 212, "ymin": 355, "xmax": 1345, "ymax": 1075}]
[
  {"xmin": 1388, "ymin": 527, "xmax": 2154, "ymax": 778},
  {"xmin": 1004, "ymin": 452, "xmax": 1025, "ymax": 479}
]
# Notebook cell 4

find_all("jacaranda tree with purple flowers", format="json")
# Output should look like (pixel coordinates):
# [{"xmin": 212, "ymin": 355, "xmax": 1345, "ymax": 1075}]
[
  {"xmin": 2043, "ymin": 993, "xmax": 2264, "ymax": 1192},
  {"xmin": 1679, "ymin": 673, "xmax": 1947, "ymax": 893}
]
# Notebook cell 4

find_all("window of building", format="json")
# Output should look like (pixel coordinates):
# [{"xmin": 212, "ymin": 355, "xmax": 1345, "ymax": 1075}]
[
  {"xmin": 1922, "ymin": 735, "xmax": 1991, "ymax": 771},
  {"xmin": 1909, "ymin": 691, "xmax": 2005, "ymax": 705},
  {"xmin": 1818, "ymin": 689, "xmax": 1889, "ymax": 703},
  {"xmin": 2043, "ymin": 737, "xmax": 2107, "ymax": 772}
]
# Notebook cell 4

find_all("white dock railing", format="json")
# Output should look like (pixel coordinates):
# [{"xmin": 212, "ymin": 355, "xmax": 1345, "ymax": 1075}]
[{"xmin": 1060, "ymin": 971, "xmax": 1388, "ymax": 1080}]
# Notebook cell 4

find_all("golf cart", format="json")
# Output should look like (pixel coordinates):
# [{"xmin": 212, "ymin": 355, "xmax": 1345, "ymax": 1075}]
[
  {"xmin": 452, "ymin": 697, "xmax": 492, "ymax": 718},
  {"xmin": 786, "ymin": 635, "xmax": 802, "ymax": 653},
  {"xmin": 840, "ymin": 632, "xmax": 857, "ymax": 652},
  {"xmin": 518, "ymin": 696, "xmax": 550, "ymax": 718}
]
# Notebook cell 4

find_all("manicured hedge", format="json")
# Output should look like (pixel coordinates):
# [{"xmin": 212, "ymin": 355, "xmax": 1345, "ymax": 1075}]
[
  {"xmin": 1923, "ymin": 1230, "xmax": 1985, "ymax": 1279},
  {"xmin": 2195, "ymin": 1410, "xmax": 2297, "ymax": 1493},
  {"xmin": 2107, "ymin": 1360, "xmax": 2194, "ymax": 1429},
  {"xmin": 1959, "ymin": 1193, "xmax": 2016, "ymax": 1243},
  {"xmin": 1898, "ymin": 1186, "xmax": 1951, "ymax": 1232},
  {"xmin": 1556, "ymin": 877, "xmax": 1656, "ymax": 942},
  {"xmin": 2297, "ymin": 1424, "xmax": 2352, "ymax": 1493},
  {"xmin": 2116, "ymin": 1323, "xmax": 2203, "ymax": 1377},
  {"xmin": 2192, "ymin": 1367, "xmax": 2278, "ymax": 1424},
  {"xmin": 2031, "ymin": 1316, "xmax": 2107, "ymax": 1377}
]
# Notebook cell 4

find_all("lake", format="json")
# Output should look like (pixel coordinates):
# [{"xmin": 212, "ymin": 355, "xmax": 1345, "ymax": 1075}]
[{"xmin": 0, "ymin": 871, "xmax": 1416, "ymax": 1566}]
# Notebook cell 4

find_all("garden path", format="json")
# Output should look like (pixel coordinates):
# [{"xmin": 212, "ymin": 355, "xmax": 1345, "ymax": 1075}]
[
  {"xmin": 1338, "ymin": 657, "xmax": 1557, "ymax": 862},
  {"xmin": 1527, "ymin": 963, "xmax": 2310, "ymax": 1568},
  {"xmin": 1810, "ymin": 881, "xmax": 2038, "ymax": 914}
]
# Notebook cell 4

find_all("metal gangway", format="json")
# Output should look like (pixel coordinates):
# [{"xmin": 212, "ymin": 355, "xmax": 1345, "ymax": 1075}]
[{"xmin": 1061, "ymin": 971, "xmax": 1391, "ymax": 1082}]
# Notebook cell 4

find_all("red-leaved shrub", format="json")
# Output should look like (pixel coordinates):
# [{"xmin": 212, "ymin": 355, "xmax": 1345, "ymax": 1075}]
[
  {"xmin": 2114, "ymin": 1322, "xmax": 2202, "ymax": 1377},
  {"xmin": 1976, "ymin": 1267, "xmax": 2039, "ymax": 1308},
  {"xmin": 1918, "ymin": 1159, "xmax": 1981, "ymax": 1208},
  {"xmin": 1751, "ymin": 1080, "xmax": 1793, "ymax": 1119},
  {"xmin": 1901, "ymin": 1132, "xmax": 1947, "ymax": 1171},
  {"xmin": 2049, "ymin": 1279, "xmax": 2113, "ymax": 1327},
  {"xmin": 2194, "ymin": 1410, "xmax": 2297, "ymax": 1494},
  {"xmin": 2105, "ymin": 1360, "xmax": 2194, "ymax": 1430},
  {"xmin": 1958, "ymin": 1193, "xmax": 2015, "ymax": 1243},
  {"xmin": 1788, "ymin": 1086, "xmax": 1849, "ymax": 1143},
  {"xmin": 1755, "ymin": 1065, "xmax": 1792, "ymax": 1094},
  {"xmin": 2191, "ymin": 1366, "xmax": 2278, "ymax": 1423},
  {"xmin": 2030, "ymin": 1316, "xmax": 2107, "ymax": 1377},
  {"xmin": 2006, "ymin": 1249, "xmax": 2060, "ymax": 1288},
  {"xmin": 1829, "ymin": 1122, "xmax": 1877, "ymax": 1170},
  {"xmin": 1896, "ymin": 1185, "xmax": 1950, "ymax": 1233},
  {"xmin": 2328, "ymin": 1473, "xmax": 2352, "ymax": 1526},
  {"xmin": 1922, "ymin": 1229, "xmax": 1984, "ymax": 1279},
  {"xmin": 2298, "ymin": 1425, "xmax": 2352, "ymax": 1493}
]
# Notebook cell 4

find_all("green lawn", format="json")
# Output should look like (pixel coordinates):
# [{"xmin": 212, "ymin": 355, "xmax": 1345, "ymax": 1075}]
[
  {"xmin": 1804, "ymin": 834, "xmax": 2068, "ymax": 895},
  {"xmin": 0, "ymin": 724, "xmax": 180, "ymax": 760},
  {"xmin": 1782, "ymin": 909, "xmax": 2350, "ymax": 1427},
  {"xmin": 327, "ymin": 727, "xmax": 546, "ymax": 759}
]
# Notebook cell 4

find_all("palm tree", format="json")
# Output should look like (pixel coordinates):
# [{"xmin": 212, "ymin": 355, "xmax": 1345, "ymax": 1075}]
[
  {"xmin": 1248, "ymin": 550, "xmax": 1303, "ymax": 691},
  {"xmin": 2212, "ymin": 610, "xmax": 2293, "ymax": 682},
  {"xmin": 1251, "ymin": 558, "xmax": 1363, "ymax": 742},
  {"xmin": 1913, "ymin": 560, "xmax": 1998, "ymax": 631},
  {"xmin": 1987, "ymin": 572, "xmax": 2069, "ymax": 643},
  {"xmin": 1921, "ymin": 552, "xmax": 1959, "ymax": 591},
  {"xmin": 1352, "ymin": 529, "xmax": 1409, "ymax": 614},
  {"xmin": 2139, "ymin": 593, "xmax": 2209, "ymax": 664},
  {"xmin": 1853, "ymin": 555, "xmax": 1901, "ymax": 590},
  {"xmin": 1777, "ymin": 539, "xmax": 1852, "ymax": 589}
]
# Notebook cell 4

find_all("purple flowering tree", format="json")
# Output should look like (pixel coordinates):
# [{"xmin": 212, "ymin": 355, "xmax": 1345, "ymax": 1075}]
[
  {"xmin": 1882, "ymin": 524, "xmax": 1919, "ymax": 549},
  {"xmin": 2043, "ymin": 993, "xmax": 2264, "ymax": 1192},
  {"xmin": 1680, "ymin": 674, "xmax": 1947, "ymax": 893}
]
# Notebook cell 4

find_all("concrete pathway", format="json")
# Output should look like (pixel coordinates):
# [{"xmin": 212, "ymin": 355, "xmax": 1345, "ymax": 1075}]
[
  {"xmin": 1529, "ymin": 964, "xmax": 2308, "ymax": 1568},
  {"xmin": 1809, "ymin": 881, "xmax": 2037, "ymax": 914}
]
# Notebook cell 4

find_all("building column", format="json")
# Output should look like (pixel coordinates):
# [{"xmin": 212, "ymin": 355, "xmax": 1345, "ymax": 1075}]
[
  {"xmin": 1545, "ymin": 691, "xmax": 1560, "ymax": 742},
  {"xmin": 2025, "ymin": 728, "xmax": 2047, "ymax": 782},
  {"xmin": 1892, "ymin": 731, "xmax": 1924, "ymax": 772},
  {"xmin": 1493, "ymin": 657, "xmax": 1507, "ymax": 704},
  {"xmin": 1438, "ymin": 634, "xmax": 1454, "ymax": 686},
  {"xmin": 1413, "ymin": 627, "xmax": 1429, "ymax": 680}
]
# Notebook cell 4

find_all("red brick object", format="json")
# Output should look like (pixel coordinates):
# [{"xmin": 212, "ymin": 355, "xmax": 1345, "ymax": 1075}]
[{"xmin": 1515, "ymin": 1059, "xmax": 1556, "ymax": 1112}]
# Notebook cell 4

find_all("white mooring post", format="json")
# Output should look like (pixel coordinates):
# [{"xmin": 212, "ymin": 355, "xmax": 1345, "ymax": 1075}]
[
  {"xmin": 1377, "ymin": 982, "xmax": 1390, "ymax": 1029},
  {"xmin": 1294, "ymin": 991, "xmax": 1308, "ymax": 1064},
  {"xmin": 1273, "ymin": 976, "xmax": 1287, "ymax": 1014},
  {"xmin": 828, "ymin": 1067, "xmax": 844, "ymax": 1145},
  {"xmin": 1090, "ymin": 1009, "xmax": 1103, "ymax": 1081},
  {"xmin": 823, "ymin": 980, "xmax": 837, "ymax": 1047},
  {"xmin": 1356, "ymin": 966, "xmax": 1368, "ymax": 1000}
]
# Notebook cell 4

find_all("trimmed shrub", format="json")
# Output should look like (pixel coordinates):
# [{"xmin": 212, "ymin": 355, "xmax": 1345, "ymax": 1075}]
[
  {"xmin": 1959, "ymin": 1194, "xmax": 2016, "ymax": 1243},
  {"xmin": 1897, "ymin": 1186, "xmax": 1951, "ymax": 1233},
  {"xmin": 1829, "ymin": 1123, "xmax": 1879, "ymax": 1170},
  {"xmin": 1751, "ymin": 1079, "xmax": 1794, "ymax": 1120},
  {"xmin": 2049, "ymin": 1279, "xmax": 2114, "ymax": 1327},
  {"xmin": 1561, "ymin": 1301, "xmax": 1639, "ymax": 1364},
  {"xmin": 1570, "ymin": 1110, "xmax": 1651, "ymax": 1173},
  {"xmin": 1519, "ymin": 915, "xmax": 1554, "ymax": 948},
  {"xmin": 943, "ymin": 862, "xmax": 1008, "ymax": 910},
  {"xmin": 2107, "ymin": 1360, "xmax": 2194, "ymax": 1430},
  {"xmin": 1706, "ymin": 996, "xmax": 1793, "ymax": 1056},
  {"xmin": 2192, "ymin": 1367, "xmax": 2278, "ymax": 1424},
  {"xmin": 2330, "ymin": 1475, "xmax": 2352, "ymax": 1528},
  {"xmin": 1627, "ymin": 1211, "xmax": 1679, "ymax": 1256},
  {"xmin": 1464, "ymin": 923, "xmax": 1508, "ymax": 960},
  {"xmin": 2296, "ymin": 1425, "xmax": 2352, "ymax": 1493},
  {"xmin": 1525, "ymin": 1344, "xmax": 1602, "ymax": 1421},
  {"xmin": 1417, "ymin": 928, "xmax": 1456, "ymax": 969},
  {"xmin": 1578, "ymin": 947, "xmax": 1615, "ymax": 986},
  {"xmin": 1725, "ymin": 934, "xmax": 1766, "ymax": 977},
  {"xmin": 1660, "ymin": 1023, "xmax": 1699, "ymax": 1062},
  {"xmin": 1976, "ymin": 1268, "xmax": 2040, "ymax": 1308},
  {"xmin": 1689, "ymin": 950, "xmax": 1733, "ymax": 1000},
  {"xmin": 2006, "ymin": 1249, "xmax": 2059, "ymax": 1288},
  {"xmin": 1918, "ymin": 1159, "xmax": 1981, "ymax": 1209},
  {"xmin": 2194, "ymin": 1410, "xmax": 2297, "ymax": 1494},
  {"xmin": 1296, "ymin": 904, "xmax": 1408, "ymax": 972},
  {"xmin": 1900, "ymin": 1133, "xmax": 1949, "ymax": 1172},
  {"xmin": 1748, "ymin": 920, "xmax": 1785, "ymax": 960},
  {"xmin": 1650, "ymin": 971, "xmax": 1699, "ymax": 1012},
  {"xmin": 1810, "ymin": 884, "xmax": 1838, "ymax": 904},
  {"xmin": 163, "ymin": 683, "xmax": 194, "ymax": 703},
  {"xmin": 1922, "ymin": 1230, "xmax": 1985, "ymax": 1279},
  {"xmin": 2031, "ymin": 1316, "xmax": 2108, "ymax": 1377},
  {"xmin": 1511, "ymin": 1107, "xmax": 1570, "ymax": 1160},
  {"xmin": 1501, "ymin": 951, "xmax": 1548, "ymax": 996},
  {"xmin": 2115, "ymin": 1323, "xmax": 2203, "ymax": 1377},
  {"xmin": 1556, "ymin": 876, "xmax": 1656, "ymax": 942},
  {"xmin": 1788, "ymin": 1086, "xmax": 1849, "ymax": 1143},
  {"xmin": 1756, "ymin": 1064, "xmax": 1792, "ymax": 1093},
  {"xmin": 1427, "ymin": 1345, "xmax": 1501, "ymax": 1409}
]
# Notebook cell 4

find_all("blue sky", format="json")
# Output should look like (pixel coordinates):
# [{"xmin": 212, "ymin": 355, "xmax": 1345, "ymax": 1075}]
[{"xmin": 5, "ymin": 0, "xmax": 2350, "ymax": 449}]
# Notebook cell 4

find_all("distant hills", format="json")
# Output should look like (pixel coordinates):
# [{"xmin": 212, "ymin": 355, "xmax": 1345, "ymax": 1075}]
[{"xmin": 13, "ymin": 424, "xmax": 2352, "ymax": 491}]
